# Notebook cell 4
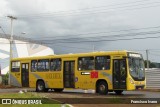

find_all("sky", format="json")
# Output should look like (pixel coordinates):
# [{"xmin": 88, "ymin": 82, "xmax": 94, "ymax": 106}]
[{"xmin": 0, "ymin": 0, "xmax": 160, "ymax": 62}]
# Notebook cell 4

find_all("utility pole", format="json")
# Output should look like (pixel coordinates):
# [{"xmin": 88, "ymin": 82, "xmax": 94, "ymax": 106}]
[
  {"xmin": 146, "ymin": 49, "xmax": 149, "ymax": 69},
  {"xmin": 7, "ymin": 16, "xmax": 17, "ymax": 85}
]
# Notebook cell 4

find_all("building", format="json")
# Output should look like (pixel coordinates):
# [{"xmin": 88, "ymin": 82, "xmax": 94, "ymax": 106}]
[{"xmin": 0, "ymin": 33, "xmax": 54, "ymax": 74}]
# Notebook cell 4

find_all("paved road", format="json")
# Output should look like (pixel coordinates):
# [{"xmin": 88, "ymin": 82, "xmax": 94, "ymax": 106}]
[
  {"xmin": 1, "ymin": 88, "xmax": 159, "ymax": 107},
  {"xmin": 0, "ymin": 88, "xmax": 160, "ymax": 98},
  {"xmin": 42, "ymin": 89, "xmax": 160, "ymax": 98}
]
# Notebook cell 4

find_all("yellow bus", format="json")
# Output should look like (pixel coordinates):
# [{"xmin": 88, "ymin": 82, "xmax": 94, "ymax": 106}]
[{"xmin": 10, "ymin": 50, "xmax": 145, "ymax": 95}]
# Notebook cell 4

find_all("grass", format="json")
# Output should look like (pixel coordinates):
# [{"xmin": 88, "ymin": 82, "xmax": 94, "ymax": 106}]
[
  {"xmin": 0, "ymin": 93, "xmax": 39, "ymax": 98},
  {"xmin": 0, "ymin": 92, "xmax": 68, "ymax": 107}
]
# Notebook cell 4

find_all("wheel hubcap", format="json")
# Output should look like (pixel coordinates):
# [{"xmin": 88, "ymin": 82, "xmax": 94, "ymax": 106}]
[
  {"xmin": 100, "ymin": 85, "xmax": 105, "ymax": 91},
  {"xmin": 38, "ymin": 84, "xmax": 43, "ymax": 90}
]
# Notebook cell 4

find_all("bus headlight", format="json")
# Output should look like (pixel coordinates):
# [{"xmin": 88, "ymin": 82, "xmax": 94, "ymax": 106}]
[{"xmin": 129, "ymin": 78, "xmax": 134, "ymax": 84}]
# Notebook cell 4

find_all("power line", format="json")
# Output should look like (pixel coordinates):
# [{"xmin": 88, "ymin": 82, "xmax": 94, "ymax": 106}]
[
  {"xmin": 18, "ymin": 0, "xmax": 160, "ymax": 19},
  {"xmin": 1, "ymin": 31, "xmax": 160, "ymax": 44},
  {"xmin": 0, "ymin": 26, "xmax": 10, "ymax": 40},
  {"xmin": 32, "ymin": 25, "xmax": 160, "ymax": 40},
  {"xmin": 0, "ymin": 0, "xmax": 160, "ymax": 37},
  {"xmin": 51, "ymin": 44, "xmax": 91, "ymax": 50},
  {"xmin": 0, "ymin": 0, "xmax": 160, "ymax": 22},
  {"xmin": 146, "ymin": 49, "xmax": 160, "ymax": 51},
  {"xmin": 43, "ymin": 31, "xmax": 160, "ymax": 44},
  {"xmin": 20, "ymin": 5, "xmax": 160, "ymax": 19},
  {"xmin": 17, "ymin": 0, "xmax": 150, "ymax": 17},
  {"xmin": 1, "ymin": 25, "xmax": 160, "ymax": 45},
  {"xmin": 36, "ymin": 30, "xmax": 160, "ymax": 43},
  {"xmin": 9, "ymin": 1, "xmax": 159, "ymax": 20},
  {"xmin": 1, "ymin": 1, "xmax": 159, "ymax": 22}
]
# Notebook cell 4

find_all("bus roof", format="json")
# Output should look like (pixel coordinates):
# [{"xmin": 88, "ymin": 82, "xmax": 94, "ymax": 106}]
[{"xmin": 11, "ymin": 50, "xmax": 139, "ymax": 61}]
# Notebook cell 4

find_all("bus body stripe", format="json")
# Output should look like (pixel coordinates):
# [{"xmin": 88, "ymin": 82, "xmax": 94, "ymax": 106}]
[
  {"xmin": 31, "ymin": 73, "xmax": 49, "ymax": 88},
  {"xmin": 10, "ymin": 74, "xmax": 21, "ymax": 87},
  {"xmin": 100, "ymin": 72, "xmax": 112, "ymax": 83}
]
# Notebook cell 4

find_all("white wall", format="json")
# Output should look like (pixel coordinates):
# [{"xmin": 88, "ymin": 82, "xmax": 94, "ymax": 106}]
[{"xmin": 0, "ymin": 38, "xmax": 54, "ymax": 74}]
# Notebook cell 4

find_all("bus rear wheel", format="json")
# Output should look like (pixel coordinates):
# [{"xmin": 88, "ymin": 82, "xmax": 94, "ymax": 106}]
[
  {"xmin": 54, "ymin": 89, "xmax": 64, "ymax": 92},
  {"xmin": 114, "ymin": 90, "xmax": 123, "ymax": 95},
  {"xmin": 36, "ymin": 81, "xmax": 46, "ymax": 92},
  {"xmin": 97, "ymin": 81, "xmax": 108, "ymax": 95}
]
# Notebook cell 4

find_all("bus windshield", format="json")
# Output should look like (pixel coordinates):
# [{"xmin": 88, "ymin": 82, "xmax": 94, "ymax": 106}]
[{"xmin": 129, "ymin": 57, "xmax": 145, "ymax": 81}]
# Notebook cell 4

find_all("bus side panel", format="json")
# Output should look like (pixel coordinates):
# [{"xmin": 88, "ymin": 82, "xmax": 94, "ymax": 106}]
[
  {"xmin": 75, "ymin": 56, "xmax": 113, "ymax": 90},
  {"xmin": 29, "ymin": 72, "xmax": 37, "ymax": 88},
  {"xmin": 10, "ymin": 72, "xmax": 21, "ymax": 87},
  {"xmin": 10, "ymin": 61, "xmax": 22, "ymax": 87},
  {"xmin": 75, "ymin": 70, "xmax": 113, "ymax": 90},
  {"xmin": 45, "ymin": 72, "xmax": 63, "ymax": 88},
  {"xmin": 98, "ymin": 71, "xmax": 113, "ymax": 90},
  {"xmin": 29, "ymin": 72, "xmax": 63, "ymax": 88}
]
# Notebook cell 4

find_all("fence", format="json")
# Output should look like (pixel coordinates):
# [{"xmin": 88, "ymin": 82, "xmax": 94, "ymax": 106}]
[{"xmin": 145, "ymin": 68, "xmax": 160, "ymax": 89}]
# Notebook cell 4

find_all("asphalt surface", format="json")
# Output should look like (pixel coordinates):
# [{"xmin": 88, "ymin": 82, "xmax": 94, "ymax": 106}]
[
  {"xmin": 0, "ymin": 88, "xmax": 160, "ymax": 98},
  {"xmin": 0, "ymin": 88, "xmax": 160, "ymax": 107}
]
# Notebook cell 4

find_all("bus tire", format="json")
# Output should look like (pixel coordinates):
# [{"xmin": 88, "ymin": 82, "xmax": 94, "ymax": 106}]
[
  {"xmin": 98, "ymin": 81, "xmax": 108, "ymax": 95},
  {"xmin": 36, "ymin": 81, "xmax": 46, "ymax": 92},
  {"xmin": 54, "ymin": 88, "xmax": 64, "ymax": 92},
  {"xmin": 114, "ymin": 90, "xmax": 123, "ymax": 95}
]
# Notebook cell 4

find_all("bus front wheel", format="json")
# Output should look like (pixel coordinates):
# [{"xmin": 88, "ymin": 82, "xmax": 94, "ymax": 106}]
[
  {"xmin": 97, "ymin": 81, "xmax": 108, "ymax": 95},
  {"xmin": 36, "ymin": 81, "xmax": 46, "ymax": 92}
]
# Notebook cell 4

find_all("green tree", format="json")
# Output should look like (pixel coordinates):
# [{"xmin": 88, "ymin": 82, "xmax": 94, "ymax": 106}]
[
  {"xmin": 150, "ymin": 63, "xmax": 156, "ymax": 68},
  {"xmin": 144, "ymin": 60, "xmax": 150, "ymax": 68},
  {"xmin": 3, "ymin": 72, "xmax": 9, "ymax": 85},
  {"xmin": 144, "ymin": 60, "xmax": 156, "ymax": 68}
]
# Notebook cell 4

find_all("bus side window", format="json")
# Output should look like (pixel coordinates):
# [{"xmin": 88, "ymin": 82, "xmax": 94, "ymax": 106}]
[
  {"xmin": 78, "ymin": 57, "xmax": 94, "ymax": 71},
  {"xmin": 11, "ymin": 61, "xmax": 20, "ymax": 72},
  {"xmin": 31, "ymin": 60, "xmax": 37, "ymax": 72},
  {"xmin": 95, "ymin": 56, "xmax": 110, "ymax": 70},
  {"xmin": 50, "ymin": 58, "xmax": 61, "ymax": 71},
  {"xmin": 37, "ymin": 59, "xmax": 49, "ymax": 71}
]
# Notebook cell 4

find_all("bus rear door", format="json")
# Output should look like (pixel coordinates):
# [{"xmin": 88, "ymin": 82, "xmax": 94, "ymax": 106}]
[
  {"xmin": 63, "ymin": 61, "xmax": 75, "ymax": 88},
  {"xmin": 21, "ymin": 63, "xmax": 29, "ymax": 87}
]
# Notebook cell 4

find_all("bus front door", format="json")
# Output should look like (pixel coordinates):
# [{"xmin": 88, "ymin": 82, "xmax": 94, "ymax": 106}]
[
  {"xmin": 113, "ymin": 59, "xmax": 126, "ymax": 89},
  {"xmin": 63, "ymin": 61, "xmax": 75, "ymax": 88},
  {"xmin": 21, "ymin": 63, "xmax": 29, "ymax": 87}
]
